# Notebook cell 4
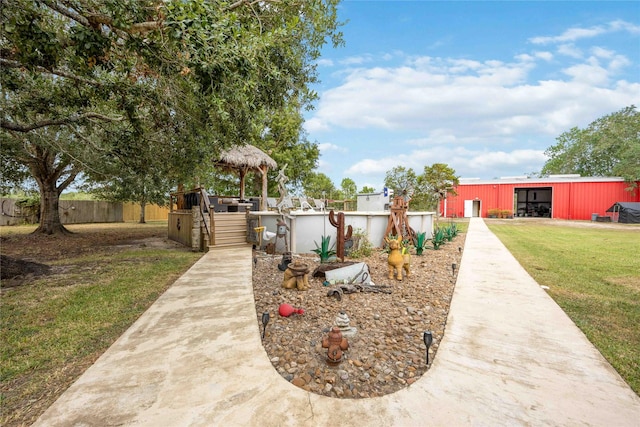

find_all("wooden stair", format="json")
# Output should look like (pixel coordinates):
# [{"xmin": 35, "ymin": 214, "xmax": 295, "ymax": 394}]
[{"xmin": 210, "ymin": 212, "xmax": 252, "ymax": 248}]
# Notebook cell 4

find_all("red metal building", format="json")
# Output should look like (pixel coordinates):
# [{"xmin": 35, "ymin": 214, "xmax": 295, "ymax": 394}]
[{"xmin": 441, "ymin": 175, "xmax": 640, "ymax": 221}]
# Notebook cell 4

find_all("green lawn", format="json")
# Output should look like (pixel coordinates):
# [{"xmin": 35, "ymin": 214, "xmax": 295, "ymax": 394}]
[
  {"xmin": 487, "ymin": 221, "xmax": 640, "ymax": 395},
  {"xmin": 0, "ymin": 223, "xmax": 202, "ymax": 426}
]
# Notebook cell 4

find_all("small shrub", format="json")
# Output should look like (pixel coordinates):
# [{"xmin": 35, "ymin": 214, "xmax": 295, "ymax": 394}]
[{"xmin": 348, "ymin": 228, "xmax": 374, "ymax": 258}]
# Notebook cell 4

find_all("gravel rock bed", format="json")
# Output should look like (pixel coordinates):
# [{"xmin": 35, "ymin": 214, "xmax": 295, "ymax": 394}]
[{"xmin": 252, "ymin": 232, "xmax": 465, "ymax": 399}]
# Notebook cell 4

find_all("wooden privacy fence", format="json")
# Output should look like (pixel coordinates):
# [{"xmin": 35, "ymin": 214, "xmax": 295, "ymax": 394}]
[
  {"xmin": 122, "ymin": 203, "xmax": 170, "ymax": 221},
  {"xmin": 1, "ymin": 198, "xmax": 170, "ymax": 226},
  {"xmin": 1, "ymin": 199, "xmax": 124, "ymax": 225}
]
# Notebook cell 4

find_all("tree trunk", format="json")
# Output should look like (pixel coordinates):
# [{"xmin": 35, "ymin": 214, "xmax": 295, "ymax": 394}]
[
  {"xmin": 35, "ymin": 181, "xmax": 70, "ymax": 235},
  {"xmin": 27, "ymin": 145, "xmax": 77, "ymax": 235},
  {"xmin": 139, "ymin": 200, "xmax": 146, "ymax": 224}
]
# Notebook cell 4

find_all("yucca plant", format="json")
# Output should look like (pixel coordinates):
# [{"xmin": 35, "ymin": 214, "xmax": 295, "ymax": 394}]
[
  {"xmin": 415, "ymin": 231, "xmax": 428, "ymax": 255},
  {"xmin": 312, "ymin": 235, "xmax": 336, "ymax": 263},
  {"xmin": 444, "ymin": 223, "xmax": 458, "ymax": 241},
  {"xmin": 430, "ymin": 227, "xmax": 447, "ymax": 250}
]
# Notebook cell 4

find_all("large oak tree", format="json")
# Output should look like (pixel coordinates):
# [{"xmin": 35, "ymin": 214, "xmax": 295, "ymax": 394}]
[
  {"xmin": 1, "ymin": 0, "xmax": 342, "ymax": 233},
  {"xmin": 541, "ymin": 105, "xmax": 639, "ymax": 190}
]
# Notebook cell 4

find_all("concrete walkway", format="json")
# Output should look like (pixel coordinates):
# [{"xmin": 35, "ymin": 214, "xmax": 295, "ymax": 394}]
[{"xmin": 34, "ymin": 218, "xmax": 640, "ymax": 426}]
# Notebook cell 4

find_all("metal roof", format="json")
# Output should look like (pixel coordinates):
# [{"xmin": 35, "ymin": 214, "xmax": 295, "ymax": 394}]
[{"xmin": 458, "ymin": 175, "xmax": 628, "ymax": 186}]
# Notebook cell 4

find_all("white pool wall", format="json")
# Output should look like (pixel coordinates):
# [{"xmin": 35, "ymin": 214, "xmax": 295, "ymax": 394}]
[{"xmin": 256, "ymin": 210, "xmax": 434, "ymax": 254}]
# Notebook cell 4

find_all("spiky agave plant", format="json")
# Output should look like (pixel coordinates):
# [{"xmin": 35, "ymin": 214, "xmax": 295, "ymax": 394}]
[
  {"xmin": 431, "ymin": 227, "xmax": 447, "ymax": 250},
  {"xmin": 312, "ymin": 235, "xmax": 336, "ymax": 263},
  {"xmin": 415, "ymin": 232, "xmax": 427, "ymax": 255}
]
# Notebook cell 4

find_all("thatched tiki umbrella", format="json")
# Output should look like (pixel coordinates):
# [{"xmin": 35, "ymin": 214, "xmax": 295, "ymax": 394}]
[{"xmin": 214, "ymin": 144, "xmax": 277, "ymax": 211}]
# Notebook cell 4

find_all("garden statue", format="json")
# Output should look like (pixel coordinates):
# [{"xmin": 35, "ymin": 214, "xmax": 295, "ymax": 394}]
[
  {"xmin": 274, "ymin": 218, "xmax": 289, "ymax": 253},
  {"xmin": 385, "ymin": 235, "xmax": 410, "ymax": 281},
  {"xmin": 328, "ymin": 210, "xmax": 353, "ymax": 261},
  {"xmin": 277, "ymin": 252, "xmax": 292, "ymax": 271},
  {"xmin": 276, "ymin": 163, "xmax": 289, "ymax": 199},
  {"xmin": 282, "ymin": 261, "xmax": 310, "ymax": 291},
  {"xmin": 322, "ymin": 326, "xmax": 349, "ymax": 364},
  {"xmin": 335, "ymin": 311, "xmax": 357, "ymax": 337}
]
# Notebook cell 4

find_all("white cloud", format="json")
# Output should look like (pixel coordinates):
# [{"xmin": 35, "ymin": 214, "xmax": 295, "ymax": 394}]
[
  {"xmin": 607, "ymin": 20, "xmax": 640, "ymax": 34},
  {"xmin": 529, "ymin": 20, "xmax": 640, "ymax": 45},
  {"xmin": 343, "ymin": 146, "xmax": 547, "ymax": 180},
  {"xmin": 345, "ymin": 158, "xmax": 389, "ymax": 175},
  {"xmin": 608, "ymin": 55, "xmax": 631, "ymax": 72},
  {"xmin": 562, "ymin": 60, "xmax": 610, "ymax": 85},
  {"xmin": 308, "ymin": 50, "xmax": 637, "ymax": 140},
  {"xmin": 516, "ymin": 53, "xmax": 535, "ymax": 62},
  {"xmin": 534, "ymin": 51, "xmax": 554, "ymax": 61},
  {"xmin": 530, "ymin": 26, "xmax": 607, "ymax": 45},
  {"xmin": 317, "ymin": 143, "xmax": 347, "ymax": 153},
  {"xmin": 304, "ymin": 117, "xmax": 330, "ymax": 132},
  {"xmin": 316, "ymin": 58, "xmax": 334, "ymax": 67},
  {"xmin": 591, "ymin": 46, "xmax": 615, "ymax": 59},
  {"xmin": 468, "ymin": 149, "xmax": 546, "ymax": 170},
  {"xmin": 339, "ymin": 55, "xmax": 373, "ymax": 65},
  {"xmin": 557, "ymin": 44, "xmax": 583, "ymax": 58}
]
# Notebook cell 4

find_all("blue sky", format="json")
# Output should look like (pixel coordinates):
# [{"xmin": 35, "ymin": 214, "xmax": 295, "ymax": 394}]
[{"xmin": 304, "ymin": 1, "xmax": 640, "ymax": 193}]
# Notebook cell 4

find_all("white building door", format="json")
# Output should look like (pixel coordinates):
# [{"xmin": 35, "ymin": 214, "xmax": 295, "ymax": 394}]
[
  {"xmin": 464, "ymin": 200, "xmax": 473, "ymax": 218},
  {"xmin": 464, "ymin": 200, "xmax": 481, "ymax": 217}
]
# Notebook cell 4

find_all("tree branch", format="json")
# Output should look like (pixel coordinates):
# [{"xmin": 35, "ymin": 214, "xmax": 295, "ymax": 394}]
[
  {"xmin": 41, "ymin": 0, "xmax": 90, "ymax": 27},
  {"xmin": 130, "ymin": 21, "xmax": 162, "ymax": 34},
  {"xmin": 226, "ymin": 0, "xmax": 248, "ymax": 10},
  {"xmin": 0, "ymin": 58, "xmax": 102, "ymax": 87},
  {"xmin": 2, "ymin": 113, "xmax": 124, "ymax": 133},
  {"xmin": 64, "ymin": 124, "xmax": 109, "ymax": 152},
  {"xmin": 58, "ymin": 170, "xmax": 80, "ymax": 193},
  {"xmin": 41, "ymin": 0, "xmax": 160, "ymax": 35},
  {"xmin": 85, "ymin": 13, "xmax": 162, "ymax": 34}
]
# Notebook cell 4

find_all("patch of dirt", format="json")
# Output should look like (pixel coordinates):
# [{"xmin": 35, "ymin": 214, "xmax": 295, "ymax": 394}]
[
  {"xmin": 0, "ymin": 224, "xmax": 187, "ymax": 290},
  {"xmin": 0, "ymin": 255, "xmax": 51, "ymax": 287}
]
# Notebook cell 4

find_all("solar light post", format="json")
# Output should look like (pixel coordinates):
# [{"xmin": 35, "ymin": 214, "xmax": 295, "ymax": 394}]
[
  {"xmin": 423, "ymin": 331, "xmax": 433, "ymax": 364},
  {"xmin": 452, "ymin": 262, "xmax": 457, "ymax": 276},
  {"xmin": 261, "ymin": 311, "xmax": 270, "ymax": 340}
]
